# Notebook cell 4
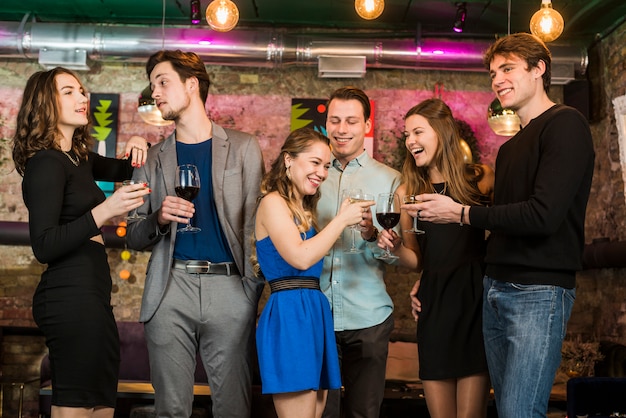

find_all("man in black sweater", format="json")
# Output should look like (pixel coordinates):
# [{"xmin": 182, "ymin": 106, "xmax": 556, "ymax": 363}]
[{"xmin": 408, "ymin": 33, "xmax": 594, "ymax": 418}]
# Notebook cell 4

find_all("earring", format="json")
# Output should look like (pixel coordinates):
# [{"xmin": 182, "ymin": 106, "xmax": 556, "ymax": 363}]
[{"xmin": 286, "ymin": 165, "xmax": 292, "ymax": 180}]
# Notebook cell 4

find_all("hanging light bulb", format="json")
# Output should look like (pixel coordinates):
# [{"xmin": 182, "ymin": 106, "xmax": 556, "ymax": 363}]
[
  {"xmin": 137, "ymin": 85, "xmax": 173, "ymax": 127},
  {"xmin": 487, "ymin": 98, "xmax": 520, "ymax": 136},
  {"xmin": 206, "ymin": 0, "xmax": 239, "ymax": 32},
  {"xmin": 529, "ymin": 0, "xmax": 564, "ymax": 43},
  {"xmin": 354, "ymin": 0, "xmax": 384, "ymax": 20}
]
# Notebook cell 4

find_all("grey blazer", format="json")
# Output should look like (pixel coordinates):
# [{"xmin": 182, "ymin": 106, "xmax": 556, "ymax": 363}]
[{"xmin": 126, "ymin": 122, "xmax": 265, "ymax": 323}]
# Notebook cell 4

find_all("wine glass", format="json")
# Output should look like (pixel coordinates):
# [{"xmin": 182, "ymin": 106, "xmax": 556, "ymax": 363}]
[
  {"xmin": 122, "ymin": 179, "xmax": 148, "ymax": 220},
  {"xmin": 341, "ymin": 189, "xmax": 364, "ymax": 254},
  {"xmin": 403, "ymin": 195, "xmax": 425, "ymax": 234},
  {"xmin": 175, "ymin": 164, "xmax": 201, "ymax": 233},
  {"xmin": 375, "ymin": 192, "xmax": 401, "ymax": 260}
]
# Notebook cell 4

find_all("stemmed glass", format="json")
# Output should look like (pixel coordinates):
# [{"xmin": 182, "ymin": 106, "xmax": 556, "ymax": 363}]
[
  {"xmin": 122, "ymin": 179, "xmax": 149, "ymax": 220},
  {"xmin": 403, "ymin": 195, "xmax": 425, "ymax": 235},
  {"xmin": 342, "ymin": 189, "xmax": 365, "ymax": 254},
  {"xmin": 375, "ymin": 192, "xmax": 401, "ymax": 260},
  {"xmin": 175, "ymin": 164, "xmax": 201, "ymax": 233}
]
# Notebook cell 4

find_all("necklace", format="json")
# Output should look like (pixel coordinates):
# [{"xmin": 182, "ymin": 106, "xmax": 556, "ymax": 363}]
[
  {"xmin": 62, "ymin": 150, "xmax": 79, "ymax": 167},
  {"xmin": 433, "ymin": 182, "xmax": 447, "ymax": 195}
]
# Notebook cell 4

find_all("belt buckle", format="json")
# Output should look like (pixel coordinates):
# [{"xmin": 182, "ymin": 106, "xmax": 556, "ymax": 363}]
[{"xmin": 185, "ymin": 260, "xmax": 210, "ymax": 274}]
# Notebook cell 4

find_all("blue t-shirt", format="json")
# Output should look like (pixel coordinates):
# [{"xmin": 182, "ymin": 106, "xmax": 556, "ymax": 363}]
[{"xmin": 173, "ymin": 139, "xmax": 234, "ymax": 263}]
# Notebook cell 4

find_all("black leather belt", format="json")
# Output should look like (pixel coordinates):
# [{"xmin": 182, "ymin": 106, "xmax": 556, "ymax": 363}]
[
  {"xmin": 269, "ymin": 277, "xmax": 320, "ymax": 293},
  {"xmin": 172, "ymin": 259, "xmax": 239, "ymax": 276}
]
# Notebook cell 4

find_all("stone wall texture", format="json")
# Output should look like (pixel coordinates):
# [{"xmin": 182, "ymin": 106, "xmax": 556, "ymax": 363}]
[{"xmin": 0, "ymin": 22, "xmax": 625, "ymax": 416}]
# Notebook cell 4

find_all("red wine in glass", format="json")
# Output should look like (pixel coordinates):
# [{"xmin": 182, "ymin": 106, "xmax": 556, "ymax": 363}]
[
  {"xmin": 376, "ymin": 212, "xmax": 400, "ymax": 230},
  {"xmin": 175, "ymin": 186, "xmax": 200, "ymax": 202},
  {"xmin": 175, "ymin": 164, "xmax": 201, "ymax": 233},
  {"xmin": 375, "ymin": 193, "xmax": 400, "ymax": 260}
]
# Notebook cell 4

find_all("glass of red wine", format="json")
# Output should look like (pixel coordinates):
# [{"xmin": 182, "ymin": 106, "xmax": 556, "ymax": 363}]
[
  {"xmin": 375, "ymin": 192, "xmax": 400, "ymax": 260},
  {"xmin": 175, "ymin": 164, "xmax": 201, "ymax": 233}
]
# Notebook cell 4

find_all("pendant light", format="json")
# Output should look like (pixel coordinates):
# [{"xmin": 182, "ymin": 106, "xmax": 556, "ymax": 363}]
[
  {"xmin": 137, "ymin": 85, "xmax": 173, "ymax": 127},
  {"xmin": 487, "ymin": 0, "xmax": 520, "ymax": 136},
  {"xmin": 530, "ymin": 0, "xmax": 564, "ymax": 43},
  {"xmin": 487, "ymin": 98, "xmax": 521, "ymax": 136},
  {"xmin": 206, "ymin": 0, "xmax": 239, "ymax": 32},
  {"xmin": 354, "ymin": 0, "xmax": 384, "ymax": 20},
  {"xmin": 137, "ymin": 0, "xmax": 173, "ymax": 127}
]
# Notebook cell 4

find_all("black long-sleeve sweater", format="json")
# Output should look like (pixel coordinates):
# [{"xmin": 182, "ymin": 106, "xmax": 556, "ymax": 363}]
[{"xmin": 470, "ymin": 104, "xmax": 594, "ymax": 289}]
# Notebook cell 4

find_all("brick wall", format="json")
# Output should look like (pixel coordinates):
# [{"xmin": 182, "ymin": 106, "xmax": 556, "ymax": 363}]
[{"xmin": 0, "ymin": 22, "xmax": 625, "ymax": 416}]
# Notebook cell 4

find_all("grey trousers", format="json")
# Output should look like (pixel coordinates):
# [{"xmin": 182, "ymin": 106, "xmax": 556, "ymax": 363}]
[{"xmin": 144, "ymin": 268, "xmax": 258, "ymax": 418}]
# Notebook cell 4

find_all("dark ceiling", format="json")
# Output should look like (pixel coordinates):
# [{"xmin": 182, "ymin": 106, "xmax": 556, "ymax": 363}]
[{"xmin": 1, "ymin": 0, "xmax": 625, "ymax": 46}]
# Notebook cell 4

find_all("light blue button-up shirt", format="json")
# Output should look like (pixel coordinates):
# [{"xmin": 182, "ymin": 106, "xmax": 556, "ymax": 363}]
[{"xmin": 317, "ymin": 151, "xmax": 401, "ymax": 331}]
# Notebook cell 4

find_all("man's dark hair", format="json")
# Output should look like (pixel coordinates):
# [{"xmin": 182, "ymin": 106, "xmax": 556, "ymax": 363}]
[
  {"xmin": 327, "ymin": 86, "xmax": 371, "ymax": 120},
  {"xmin": 146, "ymin": 50, "xmax": 211, "ymax": 103}
]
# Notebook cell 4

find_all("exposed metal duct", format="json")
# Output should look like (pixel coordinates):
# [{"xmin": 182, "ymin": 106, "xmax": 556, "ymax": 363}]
[{"xmin": 0, "ymin": 20, "xmax": 587, "ymax": 82}]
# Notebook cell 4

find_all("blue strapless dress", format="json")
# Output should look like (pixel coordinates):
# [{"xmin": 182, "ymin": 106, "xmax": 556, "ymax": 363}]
[{"xmin": 256, "ymin": 228, "xmax": 341, "ymax": 394}]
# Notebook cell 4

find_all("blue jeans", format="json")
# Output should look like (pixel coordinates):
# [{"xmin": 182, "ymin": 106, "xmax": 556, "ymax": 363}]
[{"xmin": 482, "ymin": 277, "xmax": 575, "ymax": 418}]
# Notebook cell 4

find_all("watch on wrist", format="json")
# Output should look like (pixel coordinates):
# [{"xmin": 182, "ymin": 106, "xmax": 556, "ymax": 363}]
[{"xmin": 365, "ymin": 227, "xmax": 379, "ymax": 242}]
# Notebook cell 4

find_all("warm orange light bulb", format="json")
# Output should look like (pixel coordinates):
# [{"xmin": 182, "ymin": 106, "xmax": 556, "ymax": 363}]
[
  {"xmin": 206, "ymin": 0, "xmax": 239, "ymax": 32},
  {"xmin": 355, "ymin": 0, "xmax": 385, "ymax": 20},
  {"xmin": 530, "ymin": 0, "xmax": 564, "ymax": 43}
]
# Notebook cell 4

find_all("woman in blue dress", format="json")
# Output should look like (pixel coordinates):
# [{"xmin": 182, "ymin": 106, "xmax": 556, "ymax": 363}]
[{"xmin": 254, "ymin": 127, "xmax": 374, "ymax": 418}]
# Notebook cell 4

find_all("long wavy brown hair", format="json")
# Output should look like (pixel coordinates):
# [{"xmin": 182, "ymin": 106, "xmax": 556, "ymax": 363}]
[
  {"xmin": 401, "ymin": 98, "xmax": 487, "ymax": 205},
  {"xmin": 12, "ymin": 67, "xmax": 93, "ymax": 176}
]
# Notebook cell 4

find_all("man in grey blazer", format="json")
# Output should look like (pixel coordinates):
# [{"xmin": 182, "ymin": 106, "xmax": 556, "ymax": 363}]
[{"xmin": 126, "ymin": 50, "xmax": 264, "ymax": 418}]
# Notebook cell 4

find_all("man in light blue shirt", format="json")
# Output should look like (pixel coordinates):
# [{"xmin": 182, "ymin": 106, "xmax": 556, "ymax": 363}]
[{"xmin": 318, "ymin": 87, "xmax": 401, "ymax": 418}]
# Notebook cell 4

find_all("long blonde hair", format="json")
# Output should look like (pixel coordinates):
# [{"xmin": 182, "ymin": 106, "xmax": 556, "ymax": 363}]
[{"xmin": 401, "ymin": 98, "xmax": 487, "ymax": 205}]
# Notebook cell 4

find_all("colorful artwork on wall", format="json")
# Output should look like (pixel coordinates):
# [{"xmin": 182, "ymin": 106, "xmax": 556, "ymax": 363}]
[
  {"xmin": 290, "ymin": 98, "xmax": 374, "ymax": 156},
  {"xmin": 90, "ymin": 93, "xmax": 119, "ymax": 196}
]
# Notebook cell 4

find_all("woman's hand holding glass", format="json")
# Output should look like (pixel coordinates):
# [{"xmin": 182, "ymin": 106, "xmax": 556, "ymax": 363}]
[
  {"xmin": 402, "ymin": 195, "xmax": 425, "ymax": 234},
  {"xmin": 375, "ymin": 192, "xmax": 401, "ymax": 260},
  {"xmin": 122, "ymin": 180, "xmax": 149, "ymax": 220},
  {"xmin": 105, "ymin": 180, "xmax": 150, "ymax": 220},
  {"xmin": 339, "ymin": 190, "xmax": 375, "ymax": 254}
]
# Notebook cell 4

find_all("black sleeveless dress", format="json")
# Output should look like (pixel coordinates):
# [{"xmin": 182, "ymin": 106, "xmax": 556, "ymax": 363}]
[{"xmin": 415, "ymin": 182, "xmax": 488, "ymax": 380}]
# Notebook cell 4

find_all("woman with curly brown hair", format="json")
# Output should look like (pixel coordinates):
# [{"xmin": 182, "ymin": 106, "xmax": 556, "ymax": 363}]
[
  {"xmin": 378, "ymin": 98, "xmax": 494, "ymax": 418},
  {"xmin": 254, "ymin": 127, "xmax": 373, "ymax": 418},
  {"xmin": 12, "ymin": 67, "xmax": 149, "ymax": 418}
]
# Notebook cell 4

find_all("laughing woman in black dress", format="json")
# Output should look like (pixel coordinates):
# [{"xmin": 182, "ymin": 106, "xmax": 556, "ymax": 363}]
[
  {"xmin": 377, "ymin": 98, "xmax": 494, "ymax": 418},
  {"xmin": 12, "ymin": 67, "xmax": 150, "ymax": 418}
]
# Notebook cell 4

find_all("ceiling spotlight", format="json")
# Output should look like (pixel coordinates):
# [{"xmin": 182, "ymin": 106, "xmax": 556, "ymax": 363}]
[
  {"xmin": 453, "ymin": 2, "xmax": 467, "ymax": 33},
  {"xmin": 190, "ymin": 0, "xmax": 201, "ymax": 25},
  {"xmin": 487, "ymin": 98, "xmax": 520, "ymax": 136},
  {"xmin": 206, "ymin": 0, "xmax": 240, "ymax": 32},
  {"xmin": 530, "ymin": 0, "xmax": 564, "ymax": 42},
  {"xmin": 138, "ymin": 86, "xmax": 174, "ymax": 127},
  {"xmin": 355, "ymin": 0, "xmax": 385, "ymax": 20}
]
